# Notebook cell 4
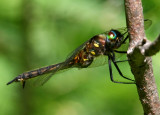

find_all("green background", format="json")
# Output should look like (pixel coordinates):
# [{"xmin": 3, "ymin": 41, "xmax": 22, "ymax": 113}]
[{"xmin": 0, "ymin": 0, "xmax": 160, "ymax": 115}]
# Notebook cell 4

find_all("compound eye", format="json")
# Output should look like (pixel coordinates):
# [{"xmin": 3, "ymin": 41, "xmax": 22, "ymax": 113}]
[{"xmin": 107, "ymin": 31, "xmax": 117, "ymax": 40}]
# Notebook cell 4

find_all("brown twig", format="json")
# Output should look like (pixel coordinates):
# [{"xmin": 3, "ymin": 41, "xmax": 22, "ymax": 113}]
[
  {"xmin": 125, "ymin": 0, "xmax": 160, "ymax": 114},
  {"xmin": 144, "ymin": 34, "xmax": 160, "ymax": 56}
]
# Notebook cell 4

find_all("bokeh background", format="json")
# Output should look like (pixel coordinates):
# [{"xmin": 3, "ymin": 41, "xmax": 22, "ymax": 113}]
[{"xmin": 0, "ymin": 0, "xmax": 160, "ymax": 115}]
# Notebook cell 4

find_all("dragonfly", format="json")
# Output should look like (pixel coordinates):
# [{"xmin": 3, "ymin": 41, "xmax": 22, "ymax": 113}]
[{"xmin": 7, "ymin": 19, "xmax": 152, "ymax": 88}]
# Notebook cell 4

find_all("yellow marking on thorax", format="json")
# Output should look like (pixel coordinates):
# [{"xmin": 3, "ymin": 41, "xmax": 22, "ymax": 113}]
[
  {"xmin": 94, "ymin": 43, "xmax": 99, "ymax": 47},
  {"xmin": 74, "ymin": 56, "xmax": 79, "ymax": 60},
  {"xmin": 91, "ymin": 51, "xmax": 96, "ymax": 55},
  {"xmin": 74, "ymin": 56, "xmax": 79, "ymax": 63},
  {"xmin": 83, "ymin": 58, "xmax": 88, "ymax": 61}
]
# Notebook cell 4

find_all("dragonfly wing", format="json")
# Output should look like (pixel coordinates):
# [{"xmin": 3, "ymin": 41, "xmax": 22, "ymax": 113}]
[
  {"xmin": 66, "ymin": 39, "xmax": 90, "ymax": 60},
  {"xmin": 80, "ymin": 53, "xmax": 127, "ymax": 69},
  {"xmin": 33, "ymin": 40, "xmax": 92, "ymax": 86},
  {"xmin": 87, "ymin": 55, "xmax": 108, "ymax": 68},
  {"xmin": 33, "ymin": 71, "xmax": 58, "ymax": 86},
  {"xmin": 32, "ymin": 21, "xmax": 151, "ymax": 86},
  {"xmin": 33, "ymin": 61, "xmax": 70, "ymax": 86}
]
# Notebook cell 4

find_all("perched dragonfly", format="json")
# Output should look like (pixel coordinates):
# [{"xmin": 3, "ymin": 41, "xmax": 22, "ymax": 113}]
[{"xmin": 7, "ymin": 20, "xmax": 151, "ymax": 88}]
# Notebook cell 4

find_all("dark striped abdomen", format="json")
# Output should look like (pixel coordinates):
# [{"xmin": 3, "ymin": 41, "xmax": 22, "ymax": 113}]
[{"xmin": 21, "ymin": 63, "xmax": 63, "ymax": 80}]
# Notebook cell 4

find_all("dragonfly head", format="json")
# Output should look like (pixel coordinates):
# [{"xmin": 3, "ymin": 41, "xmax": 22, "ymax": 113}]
[{"xmin": 105, "ymin": 30, "xmax": 124, "ymax": 49}]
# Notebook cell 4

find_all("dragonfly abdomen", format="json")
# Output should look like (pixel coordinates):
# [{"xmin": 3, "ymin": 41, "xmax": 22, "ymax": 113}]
[
  {"xmin": 21, "ymin": 63, "xmax": 62, "ymax": 80},
  {"xmin": 7, "ymin": 63, "xmax": 64, "ymax": 85}
]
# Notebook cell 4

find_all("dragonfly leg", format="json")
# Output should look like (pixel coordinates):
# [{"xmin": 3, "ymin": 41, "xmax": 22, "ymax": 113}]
[
  {"xmin": 114, "ymin": 50, "xmax": 127, "ymax": 53},
  {"xmin": 110, "ymin": 53, "xmax": 135, "ymax": 83},
  {"xmin": 112, "ymin": 51, "xmax": 129, "ymax": 63},
  {"xmin": 113, "ymin": 50, "xmax": 131, "ymax": 63},
  {"xmin": 22, "ymin": 81, "xmax": 26, "ymax": 88},
  {"xmin": 122, "ymin": 35, "xmax": 129, "ymax": 44},
  {"xmin": 114, "ymin": 60, "xmax": 130, "ymax": 63},
  {"xmin": 108, "ymin": 56, "xmax": 135, "ymax": 84}
]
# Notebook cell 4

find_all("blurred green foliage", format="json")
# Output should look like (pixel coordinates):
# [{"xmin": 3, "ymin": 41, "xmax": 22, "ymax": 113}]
[{"xmin": 0, "ymin": 0, "xmax": 160, "ymax": 115}]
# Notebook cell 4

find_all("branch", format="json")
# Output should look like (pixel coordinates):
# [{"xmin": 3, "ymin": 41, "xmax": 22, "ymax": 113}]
[
  {"xmin": 125, "ymin": 0, "xmax": 160, "ymax": 114},
  {"xmin": 144, "ymin": 34, "xmax": 160, "ymax": 56}
]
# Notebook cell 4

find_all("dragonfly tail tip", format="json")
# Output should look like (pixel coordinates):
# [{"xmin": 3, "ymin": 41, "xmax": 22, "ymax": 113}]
[
  {"xmin": 6, "ymin": 79, "xmax": 16, "ymax": 85},
  {"xmin": 6, "ymin": 82, "xmax": 11, "ymax": 85}
]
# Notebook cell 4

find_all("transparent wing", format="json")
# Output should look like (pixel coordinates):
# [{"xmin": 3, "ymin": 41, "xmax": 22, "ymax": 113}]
[
  {"xmin": 27, "ymin": 62, "xmax": 66, "ymax": 86},
  {"xmin": 33, "ymin": 40, "xmax": 91, "ymax": 86},
  {"xmin": 66, "ymin": 39, "xmax": 90, "ymax": 60},
  {"xmin": 30, "ymin": 72, "xmax": 56, "ymax": 87},
  {"xmin": 25, "ymin": 24, "xmax": 150, "ymax": 86},
  {"xmin": 86, "ymin": 53, "xmax": 128, "ymax": 69},
  {"xmin": 33, "ymin": 66, "xmax": 63, "ymax": 86},
  {"xmin": 88, "ymin": 55, "xmax": 108, "ymax": 68},
  {"xmin": 35, "ymin": 28, "xmax": 129, "ymax": 85}
]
